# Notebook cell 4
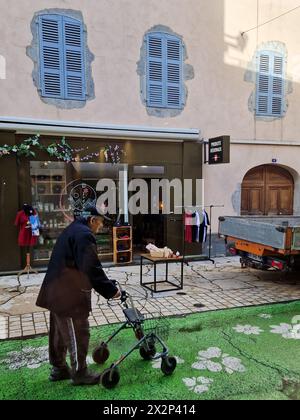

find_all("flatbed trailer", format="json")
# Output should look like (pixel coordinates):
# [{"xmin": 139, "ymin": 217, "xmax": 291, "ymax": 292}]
[{"xmin": 218, "ymin": 216, "xmax": 300, "ymax": 272}]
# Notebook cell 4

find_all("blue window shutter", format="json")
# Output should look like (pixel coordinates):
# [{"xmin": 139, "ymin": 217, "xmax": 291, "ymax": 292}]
[
  {"xmin": 166, "ymin": 35, "xmax": 182, "ymax": 108},
  {"xmin": 256, "ymin": 52, "xmax": 270, "ymax": 115},
  {"xmin": 39, "ymin": 15, "xmax": 64, "ymax": 98},
  {"xmin": 146, "ymin": 33, "xmax": 183, "ymax": 109},
  {"xmin": 256, "ymin": 51, "xmax": 284, "ymax": 116},
  {"xmin": 62, "ymin": 16, "xmax": 86, "ymax": 100},
  {"xmin": 147, "ymin": 34, "xmax": 164, "ymax": 107},
  {"xmin": 271, "ymin": 55, "xmax": 284, "ymax": 116}
]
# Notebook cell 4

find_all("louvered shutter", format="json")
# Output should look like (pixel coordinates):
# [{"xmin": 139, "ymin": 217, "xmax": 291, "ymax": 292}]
[
  {"xmin": 256, "ymin": 51, "xmax": 284, "ymax": 116},
  {"xmin": 146, "ymin": 33, "xmax": 183, "ymax": 109},
  {"xmin": 39, "ymin": 15, "xmax": 64, "ymax": 98},
  {"xmin": 63, "ymin": 16, "xmax": 86, "ymax": 100},
  {"xmin": 147, "ymin": 35, "xmax": 164, "ymax": 107},
  {"xmin": 256, "ymin": 53, "xmax": 270, "ymax": 115},
  {"xmin": 166, "ymin": 36, "xmax": 182, "ymax": 108},
  {"xmin": 271, "ymin": 55, "xmax": 284, "ymax": 116}
]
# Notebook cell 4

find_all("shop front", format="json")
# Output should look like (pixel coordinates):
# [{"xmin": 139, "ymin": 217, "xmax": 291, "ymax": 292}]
[{"xmin": 0, "ymin": 129, "xmax": 202, "ymax": 272}]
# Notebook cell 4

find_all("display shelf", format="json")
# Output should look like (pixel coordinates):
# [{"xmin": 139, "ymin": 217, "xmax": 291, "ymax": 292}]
[
  {"xmin": 35, "ymin": 194, "xmax": 68, "ymax": 196},
  {"xmin": 31, "ymin": 162, "xmax": 70, "ymax": 263},
  {"xmin": 113, "ymin": 226, "xmax": 132, "ymax": 264},
  {"xmin": 41, "ymin": 210, "xmax": 73, "ymax": 213}
]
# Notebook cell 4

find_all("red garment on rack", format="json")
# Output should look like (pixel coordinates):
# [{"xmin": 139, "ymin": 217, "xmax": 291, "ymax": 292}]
[
  {"xmin": 185, "ymin": 212, "xmax": 193, "ymax": 243},
  {"xmin": 15, "ymin": 210, "xmax": 38, "ymax": 247}
]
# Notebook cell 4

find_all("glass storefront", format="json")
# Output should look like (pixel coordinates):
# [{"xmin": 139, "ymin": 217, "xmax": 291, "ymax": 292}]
[
  {"xmin": 30, "ymin": 161, "xmax": 129, "ymax": 263},
  {"xmin": 0, "ymin": 135, "xmax": 202, "ymax": 272}
]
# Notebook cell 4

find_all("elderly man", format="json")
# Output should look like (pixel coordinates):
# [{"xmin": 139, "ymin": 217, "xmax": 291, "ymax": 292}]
[{"xmin": 36, "ymin": 206, "xmax": 120, "ymax": 386}]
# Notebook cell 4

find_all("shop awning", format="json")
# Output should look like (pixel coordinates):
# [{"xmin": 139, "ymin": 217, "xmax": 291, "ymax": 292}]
[{"xmin": 0, "ymin": 116, "xmax": 200, "ymax": 142}]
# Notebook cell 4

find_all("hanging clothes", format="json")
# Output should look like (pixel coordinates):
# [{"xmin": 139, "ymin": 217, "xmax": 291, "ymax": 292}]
[
  {"xmin": 184, "ymin": 212, "xmax": 193, "ymax": 243},
  {"xmin": 15, "ymin": 210, "xmax": 39, "ymax": 247},
  {"xmin": 199, "ymin": 210, "xmax": 210, "ymax": 243},
  {"xmin": 192, "ymin": 211, "xmax": 201, "ymax": 243}
]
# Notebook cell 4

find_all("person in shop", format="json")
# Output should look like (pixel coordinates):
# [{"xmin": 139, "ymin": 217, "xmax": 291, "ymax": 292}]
[{"xmin": 36, "ymin": 206, "xmax": 121, "ymax": 386}]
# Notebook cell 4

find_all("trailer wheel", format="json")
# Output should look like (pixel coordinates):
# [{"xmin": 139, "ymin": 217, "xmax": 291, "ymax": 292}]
[{"xmin": 240, "ymin": 258, "xmax": 248, "ymax": 269}]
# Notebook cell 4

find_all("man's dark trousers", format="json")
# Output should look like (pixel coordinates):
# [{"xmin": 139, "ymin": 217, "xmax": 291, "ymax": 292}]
[{"xmin": 49, "ymin": 312, "xmax": 90, "ymax": 374}]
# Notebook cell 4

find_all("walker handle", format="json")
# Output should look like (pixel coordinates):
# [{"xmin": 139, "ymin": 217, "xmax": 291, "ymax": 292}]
[{"xmin": 112, "ymin": 280, "xmax": 128, "ymax": 303}]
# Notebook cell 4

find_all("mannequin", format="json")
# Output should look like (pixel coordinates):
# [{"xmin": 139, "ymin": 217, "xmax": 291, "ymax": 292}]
[
  {"xmin": 15, "ymin": 203, "xmax": 40, "ymax": 284},
  {"xmin": 15, "ymin": 204, "xmax": 39, "ymax": 247}
]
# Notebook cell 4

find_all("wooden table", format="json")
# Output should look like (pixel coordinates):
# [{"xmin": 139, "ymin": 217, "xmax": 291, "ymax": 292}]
[{"xmin": 140, "ymin": 254, "xmax": 184, "ymax": 293}]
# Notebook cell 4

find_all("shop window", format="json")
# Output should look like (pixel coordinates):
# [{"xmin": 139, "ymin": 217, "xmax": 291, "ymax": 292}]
[
  {"xmin": 256, "ymin": 50, "xmax": 285, "ymax": 117},
  {"xmin": 146, "ymin": 32, "xmax": 183, "ymax": 109},
  {"xmin": 38, "ymin": 14, "xmax": 86, "ymax": 100},
  {"xmin": 30, "ymin": 161, "xmax": 128, "ymax": 264}
]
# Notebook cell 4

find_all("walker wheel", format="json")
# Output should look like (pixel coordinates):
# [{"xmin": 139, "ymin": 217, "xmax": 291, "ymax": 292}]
[
  {"xmin": 92, "ymin": 342, "xmax": 110, "ymax": 365},
  {"xmin": 100, "ymin": 367, "xmax": 120, "ymax": 389},
  {"xmin": 161, "ymin": 356, "xmax": 177, "ymax": 376},
  {"xmin": 139, "ymin": 344, "xmax": 156, "ymax": 360}
]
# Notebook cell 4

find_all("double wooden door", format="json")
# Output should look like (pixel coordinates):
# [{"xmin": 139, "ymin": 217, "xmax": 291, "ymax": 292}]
[{"xmin": 241, "ymin": 165, "xmax": 294, "ymax": 216}]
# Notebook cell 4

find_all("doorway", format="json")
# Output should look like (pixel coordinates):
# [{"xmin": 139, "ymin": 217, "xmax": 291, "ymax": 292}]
[
  {"xmin": 241, "ymin": 165, "xmax": 294, "ymax": 216},
  {"xmin": 131, "ymin": 178, "xmax": 165, "ymax": 253}
]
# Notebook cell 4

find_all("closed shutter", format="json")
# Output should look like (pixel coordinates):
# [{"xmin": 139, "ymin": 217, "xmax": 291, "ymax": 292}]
[
  {"xmin": 39, "ymin": 15, "xmax": 64, "ymax": 98},
  {"xmin": 147, "ymin": 34, "xmax": 164, "ymax": 107},
  {"xmin": 272, "ymin": 55, "xmax": 284, "ymax": 115},
  {"xmin": 256, "ymin": 51, "xmax": 284, "ymax": 116},
  {"xmin": 147, "ymin": 33, "xmax": 182, "ymax": 109},
  {"xmin": 166, "ymin": 36, "xmax": 182, "ymax": 108},
  {"xmin": 39, "ymin": 14, "xmax": 85, "ymax": 100},
  {"xmin": 63, "ymin": 16, "xmax": 86, "ymax": 100}
]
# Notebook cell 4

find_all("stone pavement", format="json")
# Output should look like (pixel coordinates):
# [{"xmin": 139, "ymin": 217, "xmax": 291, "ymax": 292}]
[{"xmin": 0, "ymin": 256, "xmax": 300, "ymax": 340}]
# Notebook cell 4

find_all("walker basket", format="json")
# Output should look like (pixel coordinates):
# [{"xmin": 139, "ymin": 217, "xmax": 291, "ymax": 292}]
[{"xmin": 142, "ymin": 312, "xmax": 170, "ymax": 341}]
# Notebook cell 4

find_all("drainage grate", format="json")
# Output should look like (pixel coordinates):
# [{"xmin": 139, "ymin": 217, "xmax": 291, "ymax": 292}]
[{"xmin": 193, "ymin": 303, "xmax": 205, "ymax": 309}]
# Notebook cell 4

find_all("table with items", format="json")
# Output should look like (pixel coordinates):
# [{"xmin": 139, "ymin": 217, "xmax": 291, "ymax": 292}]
[{"xmin": 140, "ymin": 254, "xmax": 185, "ymax": 293}]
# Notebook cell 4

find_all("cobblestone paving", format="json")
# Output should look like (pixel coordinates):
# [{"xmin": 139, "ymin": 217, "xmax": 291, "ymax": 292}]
[{"xmin": 0, "ymin": 257, "xmax": 300, "ymax": 340}]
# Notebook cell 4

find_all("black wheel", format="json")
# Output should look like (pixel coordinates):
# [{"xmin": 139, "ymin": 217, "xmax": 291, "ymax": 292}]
[
  {"xmin": 92, "ymin": 342, "xmax": 110, "ymax": 365},
  {"xmin": 139, "ymin": 343, "xmax": 156, "ymax": 360},
  {"xmin": 161, "ymin": 357, "xmax": 177, "ymax": 376},
  {"xmin": 100, "ymin": 367, "xmax": 120, "ymax": 389}
]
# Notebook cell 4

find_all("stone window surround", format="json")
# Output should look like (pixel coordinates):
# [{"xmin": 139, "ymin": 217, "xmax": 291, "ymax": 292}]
[{"xmin": 26, "ymin": 8, "xmax": 95, "ymax": 109}]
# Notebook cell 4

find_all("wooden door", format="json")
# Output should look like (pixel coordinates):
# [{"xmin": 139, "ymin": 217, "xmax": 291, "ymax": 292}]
[
  {"xmin": 241, "ymin": 166, "xmax": 265, "ymax": 215},
  {"xmin": 241, "ymin": 165, "xmax": 294, "ymax": 216}
]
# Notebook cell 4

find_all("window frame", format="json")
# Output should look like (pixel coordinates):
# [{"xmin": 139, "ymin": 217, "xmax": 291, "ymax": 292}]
[
  {"xmin": 38, "ymin": 13, "xmax": 86, "ymax": 101},
  {"xmin": 146, "ymin": 31, "xmax": 183, "ymax": 110},
  {"xmin": 255, "ymin": 50, "xmax": 285, "ymax": 117}
]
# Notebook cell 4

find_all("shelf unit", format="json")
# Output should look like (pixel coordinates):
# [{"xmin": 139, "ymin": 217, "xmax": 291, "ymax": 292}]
[
  {"xmin": 113, "ymin": 226, "xmax": 133, "ymax": 264},
  {"xmin": 30, "ymin": 162, "xmax": 72, "ymax": 263},
  {"xmin": 96, "ymin": 230, "xmax": 113, "ymax": 258}
]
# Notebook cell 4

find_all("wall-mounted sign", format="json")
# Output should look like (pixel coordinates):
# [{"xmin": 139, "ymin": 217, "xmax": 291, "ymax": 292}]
[{"xmin": 208, "ymin": 136, "xmax": 230, "ymax": 165}]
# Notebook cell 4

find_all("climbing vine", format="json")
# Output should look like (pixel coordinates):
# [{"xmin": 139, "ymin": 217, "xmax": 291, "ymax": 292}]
[
  {"xmin": 0, "ymin": 135, "xmax": 73, "ymax": 162},
  {"xmin": 0, "ymin": 135, "xmax": 126, "ymax": 164}
]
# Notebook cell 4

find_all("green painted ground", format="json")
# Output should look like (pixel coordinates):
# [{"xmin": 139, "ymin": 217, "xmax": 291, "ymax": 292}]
[{"xmin": 0, "ymin": 302, "xmax": 300, "ymax": 400}]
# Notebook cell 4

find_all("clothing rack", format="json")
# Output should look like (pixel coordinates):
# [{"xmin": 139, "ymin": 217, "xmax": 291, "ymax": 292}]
[{"xmin": 180, "ymin": 204, "xmax": 225, "ymax": 265}]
